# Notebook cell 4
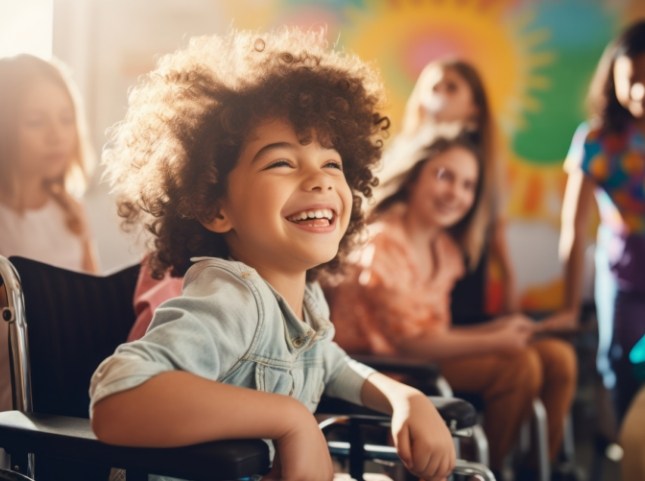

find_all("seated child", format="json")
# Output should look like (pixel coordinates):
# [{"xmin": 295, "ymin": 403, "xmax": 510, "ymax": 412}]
[
  {"xmin": 90, "ymin": 27, "xmax": 455, "ymax": 481},
  {"xmin": 324, "ymin": 135, "xmax": 577, "ymax": 475}
]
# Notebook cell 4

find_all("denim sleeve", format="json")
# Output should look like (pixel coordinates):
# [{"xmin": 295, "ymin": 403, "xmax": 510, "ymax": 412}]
[
  {"xmin": 305, "ymin": 281, "xmax": 376, "ymax": 405},
  {"xmin": 89, "ymin": 264, "xmax": 259, "ymax": 414},
  {"xmin": 321, "ymin": 341, "xmax": 375, "ymax": 406}
]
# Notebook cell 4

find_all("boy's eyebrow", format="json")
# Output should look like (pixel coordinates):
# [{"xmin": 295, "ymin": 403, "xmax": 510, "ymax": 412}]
[{"xmin": 250, "ymin": 141, "xmax": 294, "ymax": 163}]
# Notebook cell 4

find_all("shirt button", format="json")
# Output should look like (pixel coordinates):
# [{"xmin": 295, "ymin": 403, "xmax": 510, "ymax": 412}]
[{"xmin": 293, "ymin": 337, "xmax": 305, "ymax": 347}]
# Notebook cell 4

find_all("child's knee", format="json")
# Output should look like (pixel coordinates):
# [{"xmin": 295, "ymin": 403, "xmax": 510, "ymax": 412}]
[
  {"xmin": 499, "ymin": 349, "xmax": 543, "ymax": 398},
  {"xmin": 538, "ymin": 338, "xmax": 578, "ymax": 387},
  {"xmin": 520, "ymin": 349, "xmax": 543, "ymax": 396},
  {"xmin": 553, "ymin": 341, "xmax": 578, "ymax": 385}
]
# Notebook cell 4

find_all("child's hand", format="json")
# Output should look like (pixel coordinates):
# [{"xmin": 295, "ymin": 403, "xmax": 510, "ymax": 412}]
[
  {"xmin": 390, "ymin": 392, "xmax": 456, "ymax": 481},
  {"xmin": 262, "ymin": 404, "xmax": 334, "ymax": 481},
  {"xmin": 492, "ymin": 313, "xmax": 534, "ymax": 351},
  {"xmin": 533, "ymin": 310, "xmax": 579, "ymax": 334}
]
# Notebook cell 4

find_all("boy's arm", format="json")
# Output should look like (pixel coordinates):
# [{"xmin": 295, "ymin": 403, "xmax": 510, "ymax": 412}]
[
  {"xmin": 360, "ymin": 372, "xmax": 455, "ymax": 481},
  {"xmin": 93, "ymin": 370, "xmax": 303, "ymax": 445},
  {"xmin": 92, "ymin": 370, "xmax": 334, "ymax": 481}
]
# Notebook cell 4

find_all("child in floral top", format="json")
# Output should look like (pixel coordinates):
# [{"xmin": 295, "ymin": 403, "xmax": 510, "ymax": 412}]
[{"xmin": 551, "ymin": 19, "xmax": 645, "ymax": 421}]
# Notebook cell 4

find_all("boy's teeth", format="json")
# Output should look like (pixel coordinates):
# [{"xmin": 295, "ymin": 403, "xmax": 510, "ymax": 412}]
[{"xmin": 289, "ymin": 209, "xmax": 333, "ymax": 221}]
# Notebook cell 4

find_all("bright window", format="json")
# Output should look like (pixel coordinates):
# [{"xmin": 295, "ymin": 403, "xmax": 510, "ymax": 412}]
[{"xmin": 0, "ymin": 0, "xmax": 53, "ymax": 58}]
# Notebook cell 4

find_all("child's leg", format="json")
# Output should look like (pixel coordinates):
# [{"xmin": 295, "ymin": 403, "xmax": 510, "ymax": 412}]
[
  {"xmin": 440, "ymin": 350, "xmax": 541, "ymax": 470},
  {"xmin": 531, "ymin": 338, "xmax": 578, "ymax": 460}
]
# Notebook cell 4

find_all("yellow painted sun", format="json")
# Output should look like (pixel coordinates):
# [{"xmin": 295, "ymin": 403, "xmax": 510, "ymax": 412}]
[{"xmin": 342, "ymin": 1, "xmax": 569, "ymax": 227}]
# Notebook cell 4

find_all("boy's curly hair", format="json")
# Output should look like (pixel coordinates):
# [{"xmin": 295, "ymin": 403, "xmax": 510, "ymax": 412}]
[{"xmin": 103, "ymin": 27, "xmax": 389, "ymax": 279}]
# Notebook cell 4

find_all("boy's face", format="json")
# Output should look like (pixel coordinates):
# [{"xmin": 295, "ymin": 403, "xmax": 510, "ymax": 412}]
[{"xmin": 205, "ymin": 117, "xmax": 353, "ymax": 278}]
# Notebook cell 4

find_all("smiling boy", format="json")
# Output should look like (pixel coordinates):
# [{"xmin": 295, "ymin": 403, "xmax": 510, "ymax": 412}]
[{"xmin": 90, "ymin": 28, "xmax": 455, "ymax": 481}]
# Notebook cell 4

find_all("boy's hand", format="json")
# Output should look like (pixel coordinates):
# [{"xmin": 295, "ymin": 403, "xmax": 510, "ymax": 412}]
[
  {"xmin": 390, "ymin": 392, "xmax": 456, "ymax": 481},
  {"xmin": 262, "ymin": 405, "xmax": 334, "ymax": 481}
]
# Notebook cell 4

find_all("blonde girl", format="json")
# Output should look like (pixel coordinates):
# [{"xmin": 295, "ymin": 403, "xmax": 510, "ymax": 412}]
[
  {"xmin": 0, "ymin": 54, "xmax": 97, "ymax": 272},
  {"xmin": 0, "ymin": 54, "xmax": 98, "ymax": 412}
]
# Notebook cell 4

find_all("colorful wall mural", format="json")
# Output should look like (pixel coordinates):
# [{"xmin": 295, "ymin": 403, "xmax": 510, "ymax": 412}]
[
  {"xmin": 72, "ymin": 0, "xmax": 644, "ymax": 309},
  {"xmin": 208, "ymin": 0, "xmax": 644, "ymax": 311}
]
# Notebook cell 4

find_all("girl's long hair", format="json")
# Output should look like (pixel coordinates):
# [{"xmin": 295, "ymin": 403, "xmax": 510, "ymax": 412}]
[
  {"xmin": 0, "ymin": 54, "xmax": 94, "ymax": 234},
  {"xmin": 587, "ymin": 19, "xmax": 645, "ymax": 134},
  {"xmin": 398, "ymin": 58, "xmax": 498, "ymax": 269}
]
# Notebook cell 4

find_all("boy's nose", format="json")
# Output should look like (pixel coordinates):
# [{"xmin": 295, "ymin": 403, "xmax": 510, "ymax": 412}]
[
  {"xmin": 304, "ymin": 173, "xmax": 333, "ymax": 192},
  {"xmin": 307, "ymin": 182, "xmax": 333, "ymax": 192}
]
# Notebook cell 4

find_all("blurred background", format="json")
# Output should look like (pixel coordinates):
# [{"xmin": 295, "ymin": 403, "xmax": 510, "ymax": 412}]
[{"xmin": 2, "ymin": 0, "xmax": 644, "ymax": 312}]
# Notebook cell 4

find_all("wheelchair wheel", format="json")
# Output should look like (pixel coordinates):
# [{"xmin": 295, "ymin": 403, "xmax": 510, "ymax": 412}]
[{"xmin": 0, "ymin": 469, "xmax": 35, "ymax": 481}]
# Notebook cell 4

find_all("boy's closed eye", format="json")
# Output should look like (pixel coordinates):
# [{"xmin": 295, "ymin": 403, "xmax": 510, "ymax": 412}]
[
  {"xmin": 323, "ymin": 159, "xmax": 344, "ymax": 171},
  {"xmin": 263, "ymin": 159, "xmax": 294, "ymax": 170},
  {"xmin": 261, "ymin": 157, "xmax": 344, "ymax": 172}
]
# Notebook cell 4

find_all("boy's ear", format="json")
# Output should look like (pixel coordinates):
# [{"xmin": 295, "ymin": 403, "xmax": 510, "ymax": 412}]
[{"xmin": 201, "ymin": 205, "xmax": 233, "ymax": 234}]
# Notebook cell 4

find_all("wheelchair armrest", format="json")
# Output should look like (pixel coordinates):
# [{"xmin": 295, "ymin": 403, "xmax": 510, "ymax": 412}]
[
  {"xmin": 318, "ymin": 397, "xmax": 494, "ymax": 481},
  {"xmin": 430, "ymin": 396, "xmax": 478, "ymax": 431},
  {"xmin": 351, "ymin": 354, "xmax": 441, "ymax": 379},
  {"xmin": 317, "ymin": 395, "xmax": 477, "ymax": 432},
  {"xmin": 0, "ymin": 411, "xmax": 270, "ymax": 481}
]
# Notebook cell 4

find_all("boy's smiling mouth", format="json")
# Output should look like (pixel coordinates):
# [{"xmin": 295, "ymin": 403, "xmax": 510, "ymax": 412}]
[{"xmin": 286, "ymin": 208, "xmax": 336, "ymax": 227}]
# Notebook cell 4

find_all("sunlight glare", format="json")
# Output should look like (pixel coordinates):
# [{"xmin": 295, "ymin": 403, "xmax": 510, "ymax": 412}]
[{"xmin": 0, "ymin": 0, "xmax": 53, "ymax": 58}]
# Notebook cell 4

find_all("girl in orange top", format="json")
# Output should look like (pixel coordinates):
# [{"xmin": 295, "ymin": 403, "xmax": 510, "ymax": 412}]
[
  {"xmin": 382, "ymin": 59, "xmax": 518, "ymax": 321},
  {"xmin": 326, "ymin": 134, "xmax": 577, "ymax": 475}
]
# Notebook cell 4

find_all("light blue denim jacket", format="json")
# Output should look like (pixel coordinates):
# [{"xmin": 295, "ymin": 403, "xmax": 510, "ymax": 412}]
[{"xmin": 90, "ymin": 257, "xmax": 374, "ymax": 480}]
